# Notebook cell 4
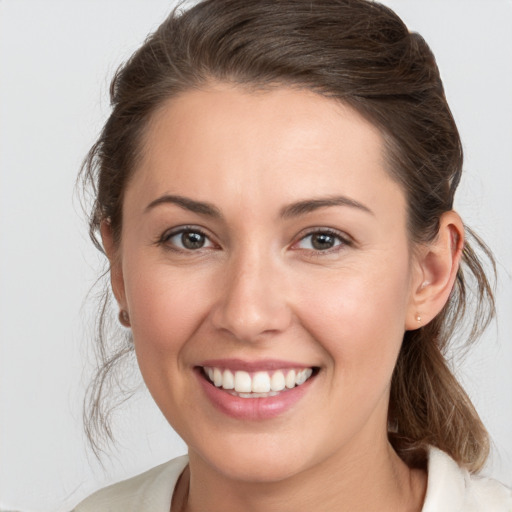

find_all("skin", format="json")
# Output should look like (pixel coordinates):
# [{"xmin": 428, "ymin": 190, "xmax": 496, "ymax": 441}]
[{"xmin": 102, "ymin": 84, "xmax": 464, "ymax": 512}]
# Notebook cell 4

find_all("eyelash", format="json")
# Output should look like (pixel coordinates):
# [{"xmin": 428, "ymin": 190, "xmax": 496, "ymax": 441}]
[
  {"xmin": 157, "ymin": 225, "xmax": 216, "ymax": 253},
  {"xmin": 156, "ymin": 226, "xmax": 352, "ymax": 255},
  {"xmin": 292, "ymin": 228, "xmax": 352, "ymax": 255}
]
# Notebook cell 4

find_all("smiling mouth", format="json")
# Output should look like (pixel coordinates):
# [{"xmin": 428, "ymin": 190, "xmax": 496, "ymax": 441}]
[{"xmin": 200, "ymin": 366, "xmax": 318, "ymax": 398}]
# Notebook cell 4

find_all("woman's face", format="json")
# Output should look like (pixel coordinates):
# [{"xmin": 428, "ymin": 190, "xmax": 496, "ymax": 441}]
[{"xmin": 112, "ymin": 84, "xmax": 422, "ymax": 482}]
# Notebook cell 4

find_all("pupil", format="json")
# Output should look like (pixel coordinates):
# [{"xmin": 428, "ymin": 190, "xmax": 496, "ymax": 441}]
[
  {"xmin": 312, "ymin": 233, "xmax": 335, "ymax": 250},
  {"xmin": 182, "ymin": 231, "xmax": 205, "ymax": 249}
]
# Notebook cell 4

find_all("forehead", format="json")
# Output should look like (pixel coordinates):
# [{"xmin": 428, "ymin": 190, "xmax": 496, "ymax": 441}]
[{"xmin": 128, "ymin": 84, "xmax": 406, "ymax": 221}]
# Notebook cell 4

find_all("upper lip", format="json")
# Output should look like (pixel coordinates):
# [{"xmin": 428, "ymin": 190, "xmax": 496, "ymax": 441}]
[{"xmin": 197, "ymin": 358, "xmax": 314, "ymax": 372}]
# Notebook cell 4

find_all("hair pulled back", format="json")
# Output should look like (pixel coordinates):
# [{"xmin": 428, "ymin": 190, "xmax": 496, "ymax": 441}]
[{"xmin": 82, "ymin": 0, "xmax": 495, "ymax": 471}]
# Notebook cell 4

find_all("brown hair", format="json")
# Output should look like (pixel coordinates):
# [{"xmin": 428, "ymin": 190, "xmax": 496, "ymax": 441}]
[{"xmin": 81, "ymin": 0, "xmax": 496, "ymax": 470}]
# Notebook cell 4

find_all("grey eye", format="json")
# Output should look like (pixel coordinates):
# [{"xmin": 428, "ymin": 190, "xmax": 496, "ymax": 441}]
[
  {"xmin": 295, "ymin": 231, "xmax": 347, "ymax": 251},
  {"xmin": 310, "ymin": 233, "xmax": 337, "ymax": 250},
  {"xmin": 181, "ymin": 230, "xmax": 206, "ymax": 249},
  {"xmin": 166, "ymin": 229, "xmax": 214, "ymax": 250}
]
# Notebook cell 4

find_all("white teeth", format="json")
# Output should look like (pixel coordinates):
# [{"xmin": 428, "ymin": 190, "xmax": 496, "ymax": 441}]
[
  {"xmin": 203, "ymin": 366, "xmax": 314, "ymax": 395},
  {"xmin": 295, "ymin": 369, "xmax": 306, "ymax": 386},
  {"xmin": 236, "ymin": 391, "xmax": 280, "ymax": 398},
  {"xmin": 234, "ymin": 371, "xmax": 252, "ymax": 393},
  {"xmin": 296, "ymin": 368, "xmax": 313, "ymax": 385},
  {"xmin": 213, "ymin": 368, "xmax": 223, "ymax": 387},
  {"xmin": 252, "ymin": 372, "xmax": 271, "ymax": 393},
  {"xmin": 285, "ymin": 369, "xmax": 296, "ymax": 389},
  {"xmin": 222, "ymin": 369, "xmax": 234, "ymax": 390},
  {"xmin": 270, "ymin": 371, "xmax": 286, "ymax": 392}
]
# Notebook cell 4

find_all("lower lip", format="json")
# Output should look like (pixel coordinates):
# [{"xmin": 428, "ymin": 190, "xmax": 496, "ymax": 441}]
[{"xmin": 196, "ymin": 370, "xmax": 314, "ymax": 420}]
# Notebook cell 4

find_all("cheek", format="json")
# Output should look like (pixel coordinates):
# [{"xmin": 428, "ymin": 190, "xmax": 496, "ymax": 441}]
[
  {"xmin": 121, "ymin": 257, "xmax": 219, "ymax": 427},
  {"xmin": 122, "ymin": 255, "xmax": 214, "ymax": 365},
  {"xmin": 295, "ymin": 256, "xmax": 411, "ymax": 385}
]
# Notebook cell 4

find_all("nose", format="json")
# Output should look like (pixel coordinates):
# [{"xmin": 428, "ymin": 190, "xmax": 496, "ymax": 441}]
[{"xmin": 211, "ymin": 250, "xmax": 292, "ymax": 343}]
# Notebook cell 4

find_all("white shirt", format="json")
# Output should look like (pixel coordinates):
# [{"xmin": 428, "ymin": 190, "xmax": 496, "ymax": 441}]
[{"xmin": 73, "ymin": 448, "xmax": 512, "ymax": 511}]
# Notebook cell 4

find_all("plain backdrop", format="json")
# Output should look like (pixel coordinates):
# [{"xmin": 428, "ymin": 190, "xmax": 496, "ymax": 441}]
[{"xmin": 0, "ymin": 1, "xmax": 511, "ymax": 510}]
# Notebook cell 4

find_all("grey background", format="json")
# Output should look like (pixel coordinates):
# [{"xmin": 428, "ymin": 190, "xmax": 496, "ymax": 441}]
[{"xmin": 1, "ymin": 1, "xmax": 511, "ymax": 510}]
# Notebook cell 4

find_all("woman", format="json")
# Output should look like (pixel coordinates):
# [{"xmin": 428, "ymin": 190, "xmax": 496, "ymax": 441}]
[{"xmin": 74, "ymin": 0, "xmax": 511, "ymax": 510}]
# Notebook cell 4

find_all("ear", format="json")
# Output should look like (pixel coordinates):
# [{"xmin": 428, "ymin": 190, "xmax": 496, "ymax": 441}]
[
  {"xmin": 100, "ymin": 220, "xmax": 127, "ymax": 310},
  {"xmin": 405, "ymin": 211, "xmax": 464, "ymax": 330}
]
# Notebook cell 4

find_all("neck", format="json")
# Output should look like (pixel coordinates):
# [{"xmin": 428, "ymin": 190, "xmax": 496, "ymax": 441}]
[{"xmin": 173, "ymin": 435, "xmax": 426, "ymax": 512}]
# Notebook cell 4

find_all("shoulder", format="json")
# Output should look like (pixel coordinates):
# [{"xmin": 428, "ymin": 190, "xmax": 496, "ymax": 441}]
[
  {"xmin": 72, "ymin": 455, "xmax": 188, "ymax": 512},
  {"xmin": 423, "ymin": 447, "xmax": 512, "ymax": 512}
]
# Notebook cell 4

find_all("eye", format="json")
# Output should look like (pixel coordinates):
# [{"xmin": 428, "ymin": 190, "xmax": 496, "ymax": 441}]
[
  {"xmin": 161, "ymin": 227, "xmax": 216, "ymax": 251},
  {"xmin": 294, "ymin": 229, "xmax": 349, "ymax": 252}
]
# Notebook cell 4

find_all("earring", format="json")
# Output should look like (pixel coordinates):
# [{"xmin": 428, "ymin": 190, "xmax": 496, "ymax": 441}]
[
  {"xmin": 416, "ymin": 314, "xmax": 422, "ymax": 325},
  {"xmin": 119, "ymin": 309, "xmax": 131, "ymax": 327}
]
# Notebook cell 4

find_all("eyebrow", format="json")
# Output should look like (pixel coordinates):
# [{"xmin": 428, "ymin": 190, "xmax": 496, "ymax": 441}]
[
  {"xmin": 280, "ymin": 196, "xmax": 374, "ymax": 218},
  {"xmin": 145, "ymin": 194, "xmax": 373, "ymax": 219},
  {"xmin": 145, "ymin": 194, "xmax": 222, "ymax": 218}
]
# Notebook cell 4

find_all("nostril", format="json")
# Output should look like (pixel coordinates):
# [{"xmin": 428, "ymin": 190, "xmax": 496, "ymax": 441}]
[{"xmin": 210, "ymin": 299, "xmax": 293, "ymax": 343}]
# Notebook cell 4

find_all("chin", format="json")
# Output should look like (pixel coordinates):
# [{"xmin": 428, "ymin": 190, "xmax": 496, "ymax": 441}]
[{"xmin": 188, "ymin": 430, "xmax": 325, "ymax": 484}]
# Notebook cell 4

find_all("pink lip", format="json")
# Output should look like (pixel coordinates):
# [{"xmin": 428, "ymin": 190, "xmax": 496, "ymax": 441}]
[
  {"xmin": 195, "ymin": 364, "xmax": 316, "ymax": 421},
  {"xmin": 198, "ymin": 358, "xmax": 311, "ymax": 372}
]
